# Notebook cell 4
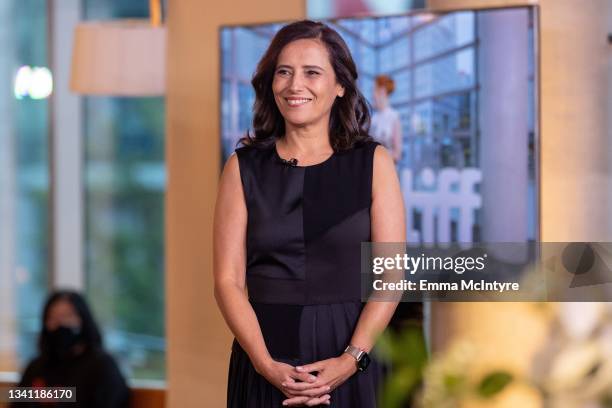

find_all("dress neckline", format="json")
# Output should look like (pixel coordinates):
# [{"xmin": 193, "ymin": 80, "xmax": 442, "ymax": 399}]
[{"xmin": 273, "ymin": 142, "xmax": 336, "ymax": 168}]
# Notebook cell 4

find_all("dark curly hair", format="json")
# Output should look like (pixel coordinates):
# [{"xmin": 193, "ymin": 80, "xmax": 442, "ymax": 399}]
[{"xmin": 239, "ymin": 19, "xmax": 372, "ymax": 151}]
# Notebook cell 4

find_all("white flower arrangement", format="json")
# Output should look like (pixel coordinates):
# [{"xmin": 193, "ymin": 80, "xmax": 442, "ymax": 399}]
[{"xmin": 531, "ymin": 303, "xmax": 612, "ymax": 408}]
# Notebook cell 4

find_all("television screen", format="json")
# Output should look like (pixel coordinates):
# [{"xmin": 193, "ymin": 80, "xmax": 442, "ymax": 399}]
[{"xmin": 220, "ymin": 7, "xmax": 538, "ymax": 245}]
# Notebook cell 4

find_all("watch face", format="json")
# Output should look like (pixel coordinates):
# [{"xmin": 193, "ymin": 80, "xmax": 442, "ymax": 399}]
[{"xmin": 357, "ymin": 352, "xmax": 371, "ymax": 372}]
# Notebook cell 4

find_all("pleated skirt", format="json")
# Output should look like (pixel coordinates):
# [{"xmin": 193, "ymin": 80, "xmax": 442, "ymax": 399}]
[{"xmin": 227, "ymin": 301, "xmax": 386, "ymax": 407}]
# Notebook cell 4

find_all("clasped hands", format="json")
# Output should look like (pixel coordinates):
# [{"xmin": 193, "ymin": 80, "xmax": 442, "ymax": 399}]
[{"xmin": 260, "ymin": 353, "xmax": 358, "ymax": 406}]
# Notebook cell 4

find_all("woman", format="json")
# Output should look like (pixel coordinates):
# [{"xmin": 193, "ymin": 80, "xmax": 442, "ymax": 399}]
[
  {"xmin": 370, "ymin": 75, "xmax": 403, "ymax": 163},
  {"xmin": 13, "ymin": 290, "xmax": 129, "ymax": 408},
  {"xmin": 214, "ymin": 20, "xmax": 405, "ymax": 407}
]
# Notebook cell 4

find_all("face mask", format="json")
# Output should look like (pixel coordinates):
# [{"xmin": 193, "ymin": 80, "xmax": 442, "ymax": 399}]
[{"xmin": 46, "ymin": 325, "xmax": 83, "ymax": 360}]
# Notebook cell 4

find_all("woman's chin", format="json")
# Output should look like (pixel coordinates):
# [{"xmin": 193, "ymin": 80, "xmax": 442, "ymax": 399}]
[{"xmin": 284, "ymin": 116, "xmax": 315, "ymax": 128}]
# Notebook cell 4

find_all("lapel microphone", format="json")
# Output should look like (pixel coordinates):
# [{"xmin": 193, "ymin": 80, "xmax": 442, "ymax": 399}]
[{"xmin": 280, "ymin": 157, "xmax": 299, "ymax": 167}]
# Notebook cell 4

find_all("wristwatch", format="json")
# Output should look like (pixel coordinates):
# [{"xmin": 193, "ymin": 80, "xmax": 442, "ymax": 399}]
[{"xmin": 343, "ymin": 345, "xmax": 371, "ymax": 372}]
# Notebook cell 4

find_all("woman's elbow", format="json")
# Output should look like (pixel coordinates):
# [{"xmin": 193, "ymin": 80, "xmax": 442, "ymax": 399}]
[{"xmin": 213, "ymin": 278, "xmax": 244, "ymax": 303}]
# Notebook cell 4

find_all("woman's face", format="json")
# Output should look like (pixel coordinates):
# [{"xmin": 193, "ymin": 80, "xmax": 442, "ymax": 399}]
[
  {"xmin": 272, "ymin": 38, "xmax": 344, "ymax": 129},
  {"xmin": 373, "ymin": 85, "xmax": 388, "ymax": 110},
  {"xmin": 45, "ymin": 298, "xmax": 82, "ymax": 331}
]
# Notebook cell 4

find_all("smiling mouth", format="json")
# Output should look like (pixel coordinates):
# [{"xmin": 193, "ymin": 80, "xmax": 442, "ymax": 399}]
[{"xmin": 285, "ymin": 97, "xmax": 312, "ymax": 107}]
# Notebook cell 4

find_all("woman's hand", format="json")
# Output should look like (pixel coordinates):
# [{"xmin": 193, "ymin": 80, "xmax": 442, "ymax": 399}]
[
  {"xmin": 258, "ymin": 360, "xmax": 332, "ymax": 406},
  {"xmin": 281, "ymin": 353, "xmax": 358, "ymax": 406}
]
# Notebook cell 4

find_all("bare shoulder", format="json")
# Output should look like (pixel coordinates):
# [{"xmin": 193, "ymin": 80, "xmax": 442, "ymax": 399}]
[
  {"xmin": 373, "ymin": 143, "xmax": 393, "ymax": 163},
  {"xmin": 217, "ymin": 152, "xmax": 245, "ymax": 207},
  {"xmin": 372, "ymin": 144, "xmax": 397, "ymax": 183},
  {"xmin": 224, "ymin": 151, "xmax": 239, "ymax": 170},
  {"xmin": 370, "ymin": 144, "xmax": 406, "ymax": 240},
  {"xmin": 220, "ymin": 152, "xmax": 241, "ymax": 184}
]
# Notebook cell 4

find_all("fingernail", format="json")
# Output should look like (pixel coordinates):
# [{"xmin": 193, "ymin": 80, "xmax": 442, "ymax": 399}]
[
  {"xmin": 282, "ymin": 402, "xmax": 287, "ymax": 406},
  {"xmin": 326, "ymin": 386, "xmax": 331, "ymax": 390},
  {"xmin": 281, "ymin": 382, "xmax": 286, "ymax": 387},
  {"xmin": 309, "ymin": 375, "xmax": 316, "ymax": 381},
  {"xmin": 296, "ymin": 366, "xmax": 303, "ymax": 371}
]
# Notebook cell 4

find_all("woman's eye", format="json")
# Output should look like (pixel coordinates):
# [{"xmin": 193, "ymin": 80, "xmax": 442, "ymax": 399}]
[
  {"xmin": 307, "ymin": 70, "xmax": 320, "ymax": 76},
  {"xmin": 276, "ymin": 69, "xmax": 290, "ymax": 76}
]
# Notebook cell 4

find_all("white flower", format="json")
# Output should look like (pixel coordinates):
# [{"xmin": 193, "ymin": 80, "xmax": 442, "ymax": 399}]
[
  {"xmin": 545, "ymin": 340, "xmax": 602, "ymax": 393},
  {"xmin": 558, "ymin": 303, "xmax": 605, "ymax": 340}
]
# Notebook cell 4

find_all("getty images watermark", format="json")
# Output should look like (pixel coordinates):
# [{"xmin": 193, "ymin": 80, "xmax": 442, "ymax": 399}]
[{"xmin": 360, "ymin": 242, "xmax": 612, "ymax": 302}]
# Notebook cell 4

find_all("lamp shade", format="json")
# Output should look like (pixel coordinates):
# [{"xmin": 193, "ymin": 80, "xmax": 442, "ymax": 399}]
[{"xmin": 70, "ymin": 19, "xmax": 166, "ymax": 96}]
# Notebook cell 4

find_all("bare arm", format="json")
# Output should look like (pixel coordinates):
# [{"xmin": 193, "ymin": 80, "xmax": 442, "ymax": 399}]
[
  {"xmin": 348, "ymin": 144, "xmax": 406, "ymax": 352},
  {"xmin": 213, "ymin": 153, "xmax": 272, "ymax": 373}
]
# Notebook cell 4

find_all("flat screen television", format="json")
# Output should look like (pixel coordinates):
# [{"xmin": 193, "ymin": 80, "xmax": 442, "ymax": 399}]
[{"xmin": 220, "ymin": 6, "xmax": 539, "ymax": 245}]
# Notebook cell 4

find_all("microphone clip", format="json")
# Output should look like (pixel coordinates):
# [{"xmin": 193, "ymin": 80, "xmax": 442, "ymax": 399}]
[{"xmin": 280, "ymin": 157, "xmax": 299, "ymax": 167}]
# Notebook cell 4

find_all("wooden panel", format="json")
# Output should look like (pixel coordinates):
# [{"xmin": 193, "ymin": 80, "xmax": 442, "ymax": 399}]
[
  {"xmin": 0, "ymin": 382, "xmax": 12, "ymax": 408},
  {"xmin": 538, "ymin": 0, "xmax": 611, "ymax": 241},
  {"xmin": 130, "ymin": 387, "xmax": 166, "ymax": 408}
]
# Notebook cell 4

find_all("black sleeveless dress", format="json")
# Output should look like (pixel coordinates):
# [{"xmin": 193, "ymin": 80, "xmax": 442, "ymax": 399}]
[{"xmin": 228, "ymin": 140, "xmax": 385, "ymax": 407}]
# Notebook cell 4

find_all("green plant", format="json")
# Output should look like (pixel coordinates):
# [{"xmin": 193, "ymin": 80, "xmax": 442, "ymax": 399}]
[{"xmin": 376, "ymin": 324, "xmax": 428, "ymax": 408}]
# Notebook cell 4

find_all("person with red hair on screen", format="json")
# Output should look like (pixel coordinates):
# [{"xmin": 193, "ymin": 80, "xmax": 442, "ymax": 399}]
[{"xmin": 371, "ymin": 75, "xmax": 403, "ymax": 164}]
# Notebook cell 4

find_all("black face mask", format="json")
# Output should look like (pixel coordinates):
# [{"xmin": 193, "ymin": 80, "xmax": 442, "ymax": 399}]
[{"xmin": 46, "ymin": 325, "xmax": 83, "ymax": 360}]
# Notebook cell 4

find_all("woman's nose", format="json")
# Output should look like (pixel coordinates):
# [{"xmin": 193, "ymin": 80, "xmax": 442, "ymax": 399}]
[{"xmin": 288, "ymin": 72, "xmax": 305, "ymax": 91}]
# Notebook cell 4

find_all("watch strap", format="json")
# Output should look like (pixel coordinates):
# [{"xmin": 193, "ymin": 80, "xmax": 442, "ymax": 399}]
[{"xmin": 344, "ymin": 345, "xmax": 366, "ymax": 362}]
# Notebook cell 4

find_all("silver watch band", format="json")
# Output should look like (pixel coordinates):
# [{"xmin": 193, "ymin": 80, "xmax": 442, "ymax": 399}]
[{"xmin": 344, "ymin": 345, "xmax": 365, "ymax": 361}]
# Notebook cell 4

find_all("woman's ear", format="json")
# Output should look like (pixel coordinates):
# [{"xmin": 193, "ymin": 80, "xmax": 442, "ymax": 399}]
[{"xmin": 338, "ymin": 86, "xmax": 345, "ymax": 98}]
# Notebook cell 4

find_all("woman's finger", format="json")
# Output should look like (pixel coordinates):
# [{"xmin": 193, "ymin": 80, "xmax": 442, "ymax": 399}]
[
  {"xmin": 296, "ymin": 361, "xmax": 325, "ymax": 373},
  {"xmin": 282, "ymin": 395, "xmax": 311, "ymax": 406},
  {"xmin": 283, "ymin": 382, "xmax": 331, "ymax": 396},
  {"xmin": 283, "ymin": 376, "xmax": 327, "ymax": 391},
  {"xmin": 282, "ymin": 394, "xmax": 331, "ymax": 407},
  {"xmin": 305, "ymin": 394, "xmax": 331, "ymax": 406},
  {"xmin": 289, "ymin": 371, "xmax": 318, "ymax": 384},
  {"xmin": 282, "ymin": 376, "xmax": 296, "ymax": 385}
]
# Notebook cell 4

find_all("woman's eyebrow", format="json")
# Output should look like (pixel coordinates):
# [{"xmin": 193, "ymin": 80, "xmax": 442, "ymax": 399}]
[
  {"xmin": 276, "ymin": 64, "xmax": 325, "ymax": 71},
  {"xmin": 302, "ymin": 65, "xmax": 325, "ymax": 71}
]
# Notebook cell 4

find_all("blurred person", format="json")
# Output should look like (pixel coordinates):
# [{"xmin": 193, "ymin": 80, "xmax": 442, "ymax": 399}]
[
  {"xmin": 371, "ymin": 75, "xmax": 403, "ymax": 163},
  {"xmin": 11, "ymin": 290, "xmax": 129, "ymax": 408},
  {"xmin": 214, "ymin": 20, "xmax": 404, "ymax": 407}
]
